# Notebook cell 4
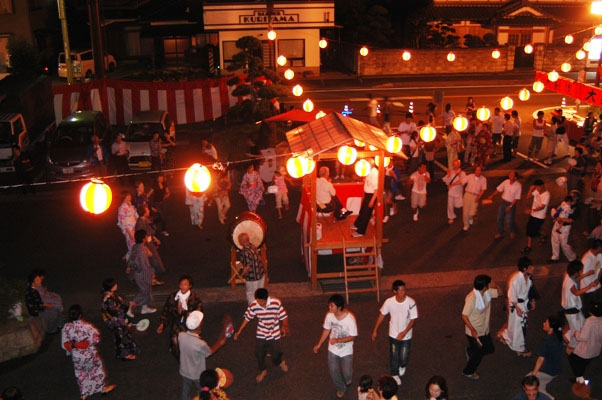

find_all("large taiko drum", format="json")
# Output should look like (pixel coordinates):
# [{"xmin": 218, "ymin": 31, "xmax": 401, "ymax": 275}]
[{"xmin": 228, "ymin": 211, "xmax": 267, "ymax": 250}]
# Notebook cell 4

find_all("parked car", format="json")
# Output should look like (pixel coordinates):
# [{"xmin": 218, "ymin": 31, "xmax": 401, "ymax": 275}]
[
  {"xmin": 125, "ymin": 110, "xmax": 175, "ymax": 170},
  {"xmin": 58, "ymin": 50, "xmax": 116, "ymax": 79},
  {"xmin": 0, "ymin": 113, "xmax": 28, "ymax": 172},
  {"xmin": 46, "ymin": 111, "xmax": 113, "ymax": 180}
]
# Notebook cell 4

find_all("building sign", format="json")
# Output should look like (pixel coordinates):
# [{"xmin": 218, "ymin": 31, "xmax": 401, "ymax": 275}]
[{"xmin": 239, "ymin": 10, "xmax": 299, "ymax": 24}]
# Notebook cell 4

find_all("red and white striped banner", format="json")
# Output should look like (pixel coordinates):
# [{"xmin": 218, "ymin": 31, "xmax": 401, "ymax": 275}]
[{"xmin": 52, "ymin": 77, "xmax": 241, "ymax": 125}]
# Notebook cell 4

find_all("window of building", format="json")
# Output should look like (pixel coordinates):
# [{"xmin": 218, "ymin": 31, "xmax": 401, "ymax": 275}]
[
  {"xmin": 520, "ymin": 33, "xmax": 532, "ymax": 45},
  {"xmin": 278, "ymin": 39, "xmax": 304, "ymax": 67},
  {"xmin": 163, "ymin": 36, "xmax": 190, "ymax": 64},
  {"xmin": 508, "ymin": 34, "xmax": 519, "ymax": 45},
  {"xmin": 0, "ymin": 0, "xmax": 13, "ymax": 14},
  {"xmin": 222, "ymin": 40, "xmax": 238, "ymax": 68}
]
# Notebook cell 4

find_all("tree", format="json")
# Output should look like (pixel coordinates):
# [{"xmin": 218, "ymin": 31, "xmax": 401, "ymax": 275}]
[
  {"xmin": 422, "ymin": 22, "xmax": 460, "ymax": 48},
  {"xmin": 225, "ymin": 36, "xmax": 289, "ymax": 121},
  {"xmin": 464, "ymin": 34, "xmax": 485, "ymax": 48},
  {"xmin": 6, "ymin": 37, "xmax": 42, "ymax": 75}
]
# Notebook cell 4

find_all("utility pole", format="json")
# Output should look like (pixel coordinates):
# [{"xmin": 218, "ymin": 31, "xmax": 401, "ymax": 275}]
[
  {"xmin": 88, "ymin": 0, "xmax": 105, "ymax": 80},
  {"xmin": 57, "ymin": 0, "xmax": 73, "ymax": 84}
]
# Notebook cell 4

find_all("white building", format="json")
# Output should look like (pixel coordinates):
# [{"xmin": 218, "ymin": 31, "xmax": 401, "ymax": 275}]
[{"xmin": 203, "ymin": 0, "xmax": 334, "ymax": 76}]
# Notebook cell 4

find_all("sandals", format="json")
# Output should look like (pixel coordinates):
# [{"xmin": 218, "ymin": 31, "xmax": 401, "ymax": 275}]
[{"xmin": 101, "ymin": 384, "xmax": 116, "ymax": 396}]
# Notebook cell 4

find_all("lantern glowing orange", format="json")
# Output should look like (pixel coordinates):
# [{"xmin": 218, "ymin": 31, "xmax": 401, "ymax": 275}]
[
  {"xmin": 359, "ymin": 46, "xmax": 369, "ymax": 57},
  {"xmin": 402, "ymin": 51, "xmax": 411, "ymax": 61},
  {"xmin": 576, "ymin": 50, "xmax": 586, "ymax": 60},
  {"xmin": 319, "ymin": 39, "xmax": 328, "ymax": 49},
  {"xmin": 337, "ymin": 145, "xmax": 357, "ymax": 165},
  {"xmin": 491, "ymin": 49, "xmax": 501, "ymax": 59},
  {"xmin": 533, "ymin": 81, "xmax": 545, "ymax": 93},
  {"xmin": 284, "ymin": 69, "xmax": 294, "ymax": 80},
  {"xmin": 267, "ymin": 30, "xmax": 276, "ymax": 40},
  {"xmin": 524, "ymin": 44, "xmax": 533, "ymax": 54},
  {"xmin": 303, "ymin": 99, "xmax": 314, "ymax": 112},
  {"xmin": 583, "ymin": 41, "xmax": 592, "ymax": 52},
  {"xmin": 315, "ymin": 110, "xmax": 326, "ymax": 119},
  {"xmin": 374, "ymin": 156, "xmax": 391, "ymax": 167},
  {"xmin": 500, "ymin": 96, "xmax": 514, "ymax": 111},
  {"xmin": 185, "ymin": 163, "xmax": 211, "ymax": 193},
  {"xmin": 565, "ymin": 35, "xmax": 574, "ymax": 44},
  {"xmin": 386, "ymin": 136, "xmax": 402, "ymax": 153},
  {"xmin": 353, "ymin": 139, "xmax": 365, "ymax": 147},
  {"xmin": 596, "ymin": 26, "xmax": 602, "ymax": 36},
  {"xmin": 518, "ymin": 88, "xmax": 530, "ymax": 101},
  {"xmin": 447, "ymin": 52, "xmax": 456, "ymax": 62},
  {"xmin": 354, "ymin": 159, "xmax": 371, "ymax": 177},
  {"xmin": 304, "ymin": 157, "xmax": 316, "ymax": 174},
  {"xmin": 453, "ymin": 115, "xmax": 469, "ymax": 132},
  {"xmin": 561, "ymin": 63, "xmax": 571, "ymax": 73},
  {"xmin": 292, "ymin": 84, "xmax": 303, "ymax": 97},
  {"xmin": 277, "ymin": 55, "xmax": 287, "ymax": 66},
  {"xmin": 286, "ymin": 156, "xmax": 307, "ymax": 179},
  {"xmin": 419, "ymin": 125, "xmax": 437, "ymax": 143},
  {"xmin": 476, "ymin": 106, "xmax": 491, "ymax": 122},
  {"xmin": 548, "ymin": 70, "xmax": 559, "ymax": 82},
  {"xmin": 80, "ymin": 178, "xmax": 112, "ymax": 215}
]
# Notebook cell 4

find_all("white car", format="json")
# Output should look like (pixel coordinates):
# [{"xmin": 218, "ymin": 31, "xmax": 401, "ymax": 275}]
[
  {"xmin": 58, "ymin": 50, "xmax": 116, "ymax": 79},
  {"xmin": 126, "ymin": 110, "xmax": 175, "ymax": 169}
]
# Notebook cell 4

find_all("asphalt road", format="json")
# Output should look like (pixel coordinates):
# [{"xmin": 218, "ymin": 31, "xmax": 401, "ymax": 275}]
[
  {"xmin": 0, "ymin": 78, "xmax": 598, "ymax": 399},
  {"xmin": 1, "ymin": 277, "xmax": 600, "ymax": 399}
]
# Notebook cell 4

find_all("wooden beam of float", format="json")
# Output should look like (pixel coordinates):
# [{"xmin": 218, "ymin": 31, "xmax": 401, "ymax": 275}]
[{"xmin": 285, "ymin": 113, "xmax": 404, "ymax": 290}]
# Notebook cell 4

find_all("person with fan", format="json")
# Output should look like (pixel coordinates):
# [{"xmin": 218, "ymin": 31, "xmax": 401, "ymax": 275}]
[{"xmin": 100, "ymin": 278, "xmax": 139, "ymax": 361}]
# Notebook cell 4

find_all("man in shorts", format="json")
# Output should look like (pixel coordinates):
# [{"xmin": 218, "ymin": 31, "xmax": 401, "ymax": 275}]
[{"xmin": 407, "ymin": 163, "xmax": 430, "ymax": 221}]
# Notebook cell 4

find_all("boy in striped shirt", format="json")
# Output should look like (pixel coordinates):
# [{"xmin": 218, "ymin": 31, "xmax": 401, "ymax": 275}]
[{"xmin": 234, "ymin": 288, "xmax": 290, "ymax": 383}]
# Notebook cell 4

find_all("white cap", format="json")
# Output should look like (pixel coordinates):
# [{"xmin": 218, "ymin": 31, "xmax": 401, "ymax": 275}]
[{"xmin": 186, "ymin": 310, "xmax": 204, "ymax": 330}]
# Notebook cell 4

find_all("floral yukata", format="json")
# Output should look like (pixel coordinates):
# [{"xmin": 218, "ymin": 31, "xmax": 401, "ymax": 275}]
[
  {"xmin": 101, "ymin": 294, "xmax": 139, "ymax": 359},
  {"xmin": 117, "ymin": 201, "xmax": 139, "ymax": 257},
  {"xmin": 185, "ymin": 189, "xmax": 206, "ymax": 227},
  {"xmin": 239, "ymin": 170, "xmax": 264, "ymax": 212},
  {"xmin": 61, "ymin": 320, "xmax": 109, "ymax": 398}
]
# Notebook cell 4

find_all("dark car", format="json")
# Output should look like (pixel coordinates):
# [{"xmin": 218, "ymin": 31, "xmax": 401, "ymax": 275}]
[{"xmin": 46, "ymin": 111, "xmax": 113, "ymax": 179}]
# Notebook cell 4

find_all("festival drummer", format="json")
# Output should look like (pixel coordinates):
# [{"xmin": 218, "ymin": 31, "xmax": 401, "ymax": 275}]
[{"xmin": 238, "ymin": 233, "xmax": 266, "ymax": 305}]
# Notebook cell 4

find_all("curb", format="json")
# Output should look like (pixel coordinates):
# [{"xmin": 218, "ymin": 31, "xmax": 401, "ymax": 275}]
[{"xmin": 141, "ymin": 263, "xmax": 565, "ymax": 305}]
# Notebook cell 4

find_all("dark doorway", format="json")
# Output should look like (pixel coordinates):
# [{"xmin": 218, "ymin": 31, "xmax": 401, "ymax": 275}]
[{"xmin": 514, "ymin": 46, "xmax": 535, "ymax": 69}]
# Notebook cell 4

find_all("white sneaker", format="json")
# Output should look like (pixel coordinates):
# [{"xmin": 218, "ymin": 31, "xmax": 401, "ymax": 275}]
[
  {"xmin": 413, "ymin": 213, "xmax": 418, "ymax": 221},
  {"xmin": 399, "ymin": 367, "xmax": 406, "ymax": 376},
  {"xmin": 395, "ymin": 194, "xmax": 406, "ymax": 200},
  {"xmin": 141, "ymin": 305, "xmax": 157, "ymax": 314},
  {"xmin": 383, "ymin": 216, "xmax": 389, "ymax": 223},
  {"xmin": 393, "ymin": 375, "xmax": 402, "ymax": 385}
]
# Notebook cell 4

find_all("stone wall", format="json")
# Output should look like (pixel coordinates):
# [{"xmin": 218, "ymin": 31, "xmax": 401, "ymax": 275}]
[{"xmin": 356, "ymin": 45, "xmax": 584, "ymax": 76}]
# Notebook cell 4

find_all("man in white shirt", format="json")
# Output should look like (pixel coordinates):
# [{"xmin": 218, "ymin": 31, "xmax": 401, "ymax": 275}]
[
  {"xmin": 486, "ymin": 171, "xmax": 522, "ymax": 239},
  {"xmin": 352, "ymin": 163, "xmax": 378, "ymax": 237},
  {"xmin": 562, "ymin": 260, "xmax": 599, "ymax": 348},
  {"xmin": 581, "ymin": 241, "xmax": 602, "ymax": 316},
  {"xmin": 442, "ymin": 159, "xmax": 466, "ymax": 225},
  {"xmin": 316, "ymin": 166, "xmax": 352, "ymax": 220},
  {"xmin": 313, "ymin": 294, "xmax": 358, "ymax": 398},
  {"xmin": 371, "ymin": 280, "xmax": 418, "ymax": 386},
  {"xmin": 462, "ymin": 166, "xmax": 487, "ymax": 231},
  {"xmin": 408, "ymin": 163, "xmax": 431, "ymax": 221},
  {"xmin": 523, "ymin": 180, "xmax": 550, "ymax": 254},
  {"xmin": 397, "ymin": 113, "xmax": 416, "ymax": 157},
  {"xmin": 490, "ymin": 107, "xmax": 504, "ymax": 156},
  {"xmin": 461, "ymin": 274, "xmax": 499, "ymax": 379}
]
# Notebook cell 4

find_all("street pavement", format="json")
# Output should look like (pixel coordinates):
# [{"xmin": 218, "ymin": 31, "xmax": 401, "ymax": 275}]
[
  {"xmin": 0, "ymin": 80, "xmax": 599, "ymax": 399},
  {"xmin": 1, "ymin": 275, "xmax": 600, "ymax": 399}
]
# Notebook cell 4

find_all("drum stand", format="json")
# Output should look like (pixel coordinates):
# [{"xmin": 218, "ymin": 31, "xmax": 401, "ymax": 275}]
[{"xmin": 229, "ymin": 246, "xmax": 268, "ymax": 289}]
